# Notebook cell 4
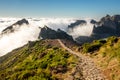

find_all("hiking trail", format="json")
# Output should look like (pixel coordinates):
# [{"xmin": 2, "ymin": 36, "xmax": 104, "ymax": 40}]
[{"xmin": 57, "ymin": 39, "xmax": 107, "ymax": 80}]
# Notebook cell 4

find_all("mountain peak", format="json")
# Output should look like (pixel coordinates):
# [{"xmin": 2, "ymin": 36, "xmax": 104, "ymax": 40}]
[
  {"xmin": 39, "ymin": 26, "xmax": 73, "ymax": 40},
  {"xmin": 106, "ymin": 14, "xmax": 111, "ymax": 17},
  {"xmin": 68, "ymin": 20, "xmax": 86, "ymax": 29},
  {"xmin": 1, "ymin": 19, "xmax": 29, "ymax": 34},
  {"xmin": 13, "ymin": 18, "xmax": 29, "ymax": 25},
  {"xmin": 44, "ymin": 25, "xmax": 48, "ymax": 28}
]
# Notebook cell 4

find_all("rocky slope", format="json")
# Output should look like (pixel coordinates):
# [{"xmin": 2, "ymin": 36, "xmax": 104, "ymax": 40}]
[
  {"xmin": 1, "ymin": 18, "xmax": 29, "ymax": 34},
  {"xmin": 76, "ymin": 15, "xmax": 120, "ymax": 44},
  {"xmin": 91, "ymin": 15, "xmax": 120, "ymax": 37},
  {"xmin": 39, "ymin": 26, "xmax": 73, "ymax": 41}
]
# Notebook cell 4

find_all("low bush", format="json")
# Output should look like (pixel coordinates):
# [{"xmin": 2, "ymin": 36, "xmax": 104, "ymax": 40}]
[{"xmin": 82, "ymin": 40, "xmax": 105, "ymax": 53}]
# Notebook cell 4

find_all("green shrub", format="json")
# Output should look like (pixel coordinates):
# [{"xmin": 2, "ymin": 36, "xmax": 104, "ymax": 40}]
[
  {"xmin": 0, "ymin": 40, "xmax": 77, "ymax": 80},
  {"xmin": 82, "ymin": 40, "xmax": 105, "ymax": 53},
  {"xmin": 40, "ymin": 61, "xmax": 48, "ymax": 69},
  {"xmin": 107, "ymin": 36, "xmax": 118, "ymax": 45}
]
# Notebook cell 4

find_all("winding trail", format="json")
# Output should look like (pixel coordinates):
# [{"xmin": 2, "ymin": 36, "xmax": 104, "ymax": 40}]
[{"xmin": 57, "ymin": 39, "xmax": 107, "ymax": 80}]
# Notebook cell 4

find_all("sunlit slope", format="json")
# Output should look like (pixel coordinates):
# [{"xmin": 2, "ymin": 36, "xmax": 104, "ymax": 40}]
[
  {"xmin": 0, "ymin": 39, "xmax": 78, "ymax": 80},
  {"xmin": 82, "ymin": 36, "xmax": 120, "ymax": 80}
]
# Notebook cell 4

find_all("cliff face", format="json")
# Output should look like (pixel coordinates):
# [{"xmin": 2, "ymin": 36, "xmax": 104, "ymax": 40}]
[
  {"xmin": 76, "ymin": 15, "xmax": 120, "ymax": 44},
  {"xmin": 39, "ymin": 26, "xmax": 73, "ymax": 41},
  {"xmin": 91, "ymin": 15, "xmax": 120, "ymax": 39}
]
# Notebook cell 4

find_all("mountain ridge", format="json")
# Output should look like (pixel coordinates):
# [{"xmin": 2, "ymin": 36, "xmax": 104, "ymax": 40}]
[
  {"xmin": 0, "ymin": 14, "xmax": 120, "ymax": 80},
  {"xmin": 1, "ymin": 18, "xmax": 29, "ymax": 35}
]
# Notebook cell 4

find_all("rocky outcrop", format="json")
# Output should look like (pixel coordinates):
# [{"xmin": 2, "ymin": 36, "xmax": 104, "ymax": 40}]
[
  {"xmin": 13, "ymin": 18, "xmax": 29, "ymax": 25},
  {"xmin": 68, "ymin": 20, "xmax": 87, "ymax": 29},
  {"xmin": 98, "ymin": 15, "xmax": 116, "ymax": 29},
  {"xmin": 1, "ymin": 18, "xmax": 29, "ymax": 34},
  {"xmin": 90, "ymin": 19, "xmax": 97, "ymax": 24},
  {"xmin": 39, "ymin": 26, "xmax": 73, "ymax": 41},
  {"xmin": 92, "ymin": 14, "xmax": 120, "ymax": 37},
  {"xmin": 76, "ymin": 14, "xmax": 120, "ymax": 44},
  {"xmin": 75, "ymin": 36, "xmax": 94, "ymax": 44}
]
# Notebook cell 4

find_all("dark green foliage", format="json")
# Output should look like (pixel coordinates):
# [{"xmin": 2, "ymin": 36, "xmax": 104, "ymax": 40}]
[
  {"xmin": 106, "ymin": 36, "xmax": 118, "ymax": 46},
  {"xmin": 82, "ymin": 39, "xmax": 106, "ymax": 53},
  {"xmin": 82, "ymin": 36, "xmax": 119, "ymax": 53}
]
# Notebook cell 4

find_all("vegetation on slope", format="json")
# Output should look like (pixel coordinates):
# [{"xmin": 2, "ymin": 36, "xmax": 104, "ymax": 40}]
[
  {"xmin": 0, "ymin": 39, "xmax": 77, "ymax": 80},
  {"xmin": 82, "ymin": 36, "xmax": 120, "ymax": 80}
]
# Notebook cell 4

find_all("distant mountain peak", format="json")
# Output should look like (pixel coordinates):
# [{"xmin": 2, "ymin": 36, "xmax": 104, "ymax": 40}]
[
  {"xmin": 15, "ymin": 18, "xmax": 29, "ymax": 25},
  {"xmin": 68, "ymin": 20, "xmax": 87, "ymax": 29},
  {"xmin": 1, "ymin": 18, "xmax": 29, "ymax": 34},
  {"xmin": 106, "ymin": 14, "xmax": 111, "ymax": 17},
  {"xmin": 76, "ymin": 14, "xmax": 120, "ymax": 44},
  {"xmin": 44, "ymin": 25, "xmax": 49, "ymax": 29}
]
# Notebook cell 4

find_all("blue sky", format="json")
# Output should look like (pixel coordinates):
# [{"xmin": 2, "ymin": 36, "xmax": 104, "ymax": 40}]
[{"xmin": 0, "ymin": 0, "xmax": 120, "ymax": 18}]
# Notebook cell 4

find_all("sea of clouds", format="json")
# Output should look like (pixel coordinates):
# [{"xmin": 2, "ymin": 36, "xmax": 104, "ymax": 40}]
[{"xmin": 0, "ymin": 18, "xmax": 94, "ymax": 56}]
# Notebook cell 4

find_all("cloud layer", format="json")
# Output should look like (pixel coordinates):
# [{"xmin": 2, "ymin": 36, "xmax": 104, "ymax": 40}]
[{"xmin": 0, "ymin": 18, "xmax": 93, "ymax": 56}]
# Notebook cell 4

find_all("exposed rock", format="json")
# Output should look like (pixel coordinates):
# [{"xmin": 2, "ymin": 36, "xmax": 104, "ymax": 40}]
[
  {"xmin": 75, "ymin": 14, "xmax": 120, "ymax": 44},
  {"xmin": 75, "ymin": 36, "xmax": 94, "ymax": 44},
  {"xmin": 13, "ymin": 18, "xmax": 29, "ymax": 25},
  {"xmin": 112, "ymin": 15, "xmax": 120, "ymax": 22},
  {"xmin": 98, "ymin": 15, "xmax": 116, "ymax": 30},
  {"xmin": 90, "ymin": 19, "xmax": 97, "ymax": 24},
  {"xmin": 100, "ymin": 14, "xmax": 111, "ymax": 21},
  {"xmin": 68, "ymin": 20, "xmax": 87, "ymax": 29},
  {"xmin": 38, "ymin": 26, "xmax": 73, "ymax": 41},
  {"xmin": 1, "ymin": 18, "xmax": 29, "ymax": 34},
  {"xmin": 92, "ymin": 14, "xmax": 120, "ymax": 37}
]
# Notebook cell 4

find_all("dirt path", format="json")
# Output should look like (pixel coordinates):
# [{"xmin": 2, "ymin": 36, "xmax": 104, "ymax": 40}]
[{"xmin": 57, "ymin": 39, "xmax": 107, "ymax": 80}]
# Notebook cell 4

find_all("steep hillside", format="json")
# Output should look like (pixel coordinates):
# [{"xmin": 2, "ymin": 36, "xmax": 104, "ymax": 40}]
[
  {"xmin": 82, "ymin": 36, "xmax": 120, "ymax": 80},
  {"xmin": 76, "ymin": 15, "xmax": 120, "ymax": 44},
  {"xmin": 0, "ymin": 39, "xmax": 78, "ymax": 80},
  {"xmin": 39, "ymin": 26, "xmax": 73, "ymax": 41}
]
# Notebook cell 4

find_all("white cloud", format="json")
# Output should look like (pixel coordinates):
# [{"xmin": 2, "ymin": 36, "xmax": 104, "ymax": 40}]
[
  {"xmin": 68, "ymin": 19, "xmax": 94, "ymax": 39},
  {"xmin": 0, "ymin": 18, "xmax": 94, "ymax": 56}
]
